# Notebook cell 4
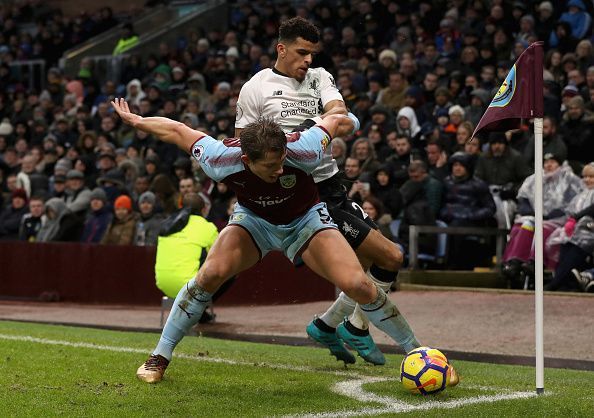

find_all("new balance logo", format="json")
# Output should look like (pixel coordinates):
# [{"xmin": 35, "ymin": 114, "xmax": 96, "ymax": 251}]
[{"xmin": 273, "ymin": 90, "xmax": 283, "ymax": 96}]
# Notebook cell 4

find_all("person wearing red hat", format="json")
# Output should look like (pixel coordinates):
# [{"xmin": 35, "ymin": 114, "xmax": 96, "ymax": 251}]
[{"xmin": 101, "ymin": 194, "xmax": 138, "ymax": 245}]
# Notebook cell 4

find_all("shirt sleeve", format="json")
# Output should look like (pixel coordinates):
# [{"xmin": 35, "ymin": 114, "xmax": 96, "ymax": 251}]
[
  {"xmin": 285, "ymin": 126, "xmax": 331, "ymax": 174},
  {"xmin": 190, "ymin": 136, "xmax": 243, "ymax": 182},
  {"xmin": 318, "ymin": 68, "xmax": 344, "ymax": 108},
  {"xmin": 235, "ymin": 77, "xmax": 262, "ymax": 129}
]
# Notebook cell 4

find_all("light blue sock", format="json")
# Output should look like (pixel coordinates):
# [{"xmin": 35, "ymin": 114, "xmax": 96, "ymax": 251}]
[
  {"xmin": 361, "ymin": 289, "xmax": 421, "ymax": 353},
  {"xmin": 153, "ymin": 280, "xmax": 213, "ymax": 360}
]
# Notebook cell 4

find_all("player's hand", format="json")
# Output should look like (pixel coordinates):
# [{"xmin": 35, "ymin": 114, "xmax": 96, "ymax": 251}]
[{"xmin": 111, "ymin": 98, "xmax": 141, "ymax": 126}]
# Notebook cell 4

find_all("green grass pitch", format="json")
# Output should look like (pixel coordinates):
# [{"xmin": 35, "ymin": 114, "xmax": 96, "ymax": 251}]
[{"xmin": 0, "ymin": 321, "xmax": 592, "ymax": 417}]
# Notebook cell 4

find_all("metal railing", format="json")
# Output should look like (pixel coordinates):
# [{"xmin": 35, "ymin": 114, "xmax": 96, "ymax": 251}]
[
  {"xmin": 408, "ymin": 225, "xmax": 509, "ymax": 270},
  {"xmin": 83, "ymin": 54, "xmax": 130, "ymax": 87},
  {"xmin": 8, "ymin": 59, "xmax": 46, "ymax": 92}
]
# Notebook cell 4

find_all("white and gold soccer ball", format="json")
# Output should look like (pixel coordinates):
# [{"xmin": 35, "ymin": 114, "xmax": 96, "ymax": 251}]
[{"xmin": 400, "ymin": 346, "xmax": 451, "ymax": 395}]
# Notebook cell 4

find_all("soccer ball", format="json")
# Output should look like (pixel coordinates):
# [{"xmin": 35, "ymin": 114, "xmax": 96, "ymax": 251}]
[{"xmin": 400, "ymin": 346, "xmax": 450, "ymax": 395}]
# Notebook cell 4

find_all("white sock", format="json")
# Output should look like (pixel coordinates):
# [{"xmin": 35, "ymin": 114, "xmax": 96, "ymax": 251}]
[{"xmin": 319, "ymin": 291, "xmax": 356, "ymax": 328}]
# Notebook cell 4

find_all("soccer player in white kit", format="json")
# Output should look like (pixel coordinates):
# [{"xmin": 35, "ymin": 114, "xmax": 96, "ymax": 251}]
[{"xmin": 235, "ymin": 17, "xmax": 424, "ymax": 366}]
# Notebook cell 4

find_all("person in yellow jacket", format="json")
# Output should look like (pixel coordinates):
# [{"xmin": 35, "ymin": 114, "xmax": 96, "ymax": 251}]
[
  {"xmin": 113, "ymin": 23, "xmax": 139, "ymax": 56},
  {"xmin": 155, "ymin": 193, "xmax": 218, "ymax": 300}
]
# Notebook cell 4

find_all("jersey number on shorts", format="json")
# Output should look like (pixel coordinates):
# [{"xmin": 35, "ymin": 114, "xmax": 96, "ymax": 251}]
[
  {"xmin": 351, "ymin": 202, "xmax": 369, "ymax": 219},
  {"xmin": 317, "ymin": 208, "xmax": 332, "ymax": 225}
]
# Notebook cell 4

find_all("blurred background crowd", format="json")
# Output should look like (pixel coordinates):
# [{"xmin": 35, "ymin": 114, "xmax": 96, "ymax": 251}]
[{"xmin": 1, "ymin": 0, "xmax": 594, "ymax": 291}]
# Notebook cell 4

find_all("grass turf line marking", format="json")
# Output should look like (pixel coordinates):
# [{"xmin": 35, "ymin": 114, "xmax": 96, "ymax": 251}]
[
  {"xmin": 293, "ymin": 378, "xmax": 542, "ymax": 417},
  {"xmin": 0, "ymin": 333, "xmax": 544, "ymax": 416},
  {"xmin": 0, "ymin": 333, "xmax": 369, "ymax": 378}
]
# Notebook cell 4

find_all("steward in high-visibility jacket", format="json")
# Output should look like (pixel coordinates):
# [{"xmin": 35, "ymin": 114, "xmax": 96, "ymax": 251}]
[
  {"xmin": 113, "ymin": 23, "xmax": 139, "ymax": 56},
  {"xmin": 155, "ymin": 193, "xmax": 218, "ymax": 298}
]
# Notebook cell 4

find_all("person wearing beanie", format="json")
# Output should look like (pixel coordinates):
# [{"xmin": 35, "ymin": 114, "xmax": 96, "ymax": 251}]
[
  {"xmin": 101, "ymin": 195, "xmax": 138, "ymax": 245},
  {"xmin": 80, "ymin": 188, "xmax": 112, "ymax": 244},
  {"xmin": 133, "ymin": 191, "xmax": 163, "ymax": 246},
  {"xmin": 0, "ymin": 188, "xmax": 29, "ymax": 240},
  {"xmin": 475, "ymin": 133, "xmax": 531, "ymax": 228},
  {"xmin": 440, "ymin": 152, "xmax": 496, "ymax": 269},
  {"xmin": 65, "ymin": 169, "xmax": 92, "ymax": 217},
  {"xmin": 448, "ymin": 105, "xmax": 466, "ymax": 130}
]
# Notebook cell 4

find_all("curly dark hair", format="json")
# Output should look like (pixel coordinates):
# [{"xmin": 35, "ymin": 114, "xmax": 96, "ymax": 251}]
[
  {"xmin": 278, "ymin": 16, "xmax": 320, "ymax": 44},
  {"xmin": 239, "ymin": 117, "xmax": 286, "ymax": 162}
]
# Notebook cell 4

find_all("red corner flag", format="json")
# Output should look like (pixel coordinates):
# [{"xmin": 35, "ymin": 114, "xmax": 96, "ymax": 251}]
[{"xmin": 472, "ymin": 42, "xmax": 544, "ymax": 139}]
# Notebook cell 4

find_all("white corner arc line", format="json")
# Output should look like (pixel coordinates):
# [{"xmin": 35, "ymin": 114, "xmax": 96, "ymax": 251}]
[{"xmin": 295, "ymin": 378, "xmax": 544, "ymax": 417}]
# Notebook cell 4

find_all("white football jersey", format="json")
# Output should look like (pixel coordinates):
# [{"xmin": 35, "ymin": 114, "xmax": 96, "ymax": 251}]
[{"xmin": 235, "ymin": 67, "xmax": 344, "ymax": 183}]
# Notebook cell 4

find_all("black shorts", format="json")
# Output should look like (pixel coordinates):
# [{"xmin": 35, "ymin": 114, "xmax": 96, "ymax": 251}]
[{"xmin": 317, "ymin": 173, "xmax": 377, "ymax": 249}]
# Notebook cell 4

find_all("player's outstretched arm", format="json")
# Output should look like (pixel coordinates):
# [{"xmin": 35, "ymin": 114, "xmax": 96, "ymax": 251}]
[
  {"xmin": 111, "ymin": 98, "xmax": 205, "ymax": 154},
  {"xmin": 319, "ymin": 114, "xmax": 356, "ymax": 139}
]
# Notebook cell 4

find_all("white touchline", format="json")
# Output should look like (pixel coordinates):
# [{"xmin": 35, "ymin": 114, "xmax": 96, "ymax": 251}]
[
  {"xmin": 0, "ymin": 333, "xmax": 369, "ymax": 377},
  {"xmin": 0, "ymin": 333, "xmax": 546, "ymax": 417}
]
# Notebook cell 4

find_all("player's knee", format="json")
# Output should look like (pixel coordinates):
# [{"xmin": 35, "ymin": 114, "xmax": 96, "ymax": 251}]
[
  {"xmin": 196, "ymin": 262, "xmax": 230, "ymax": 290},
  {"xmin": 375, "ymin": 241, "xmax": 403, "ymax": 271},
  {"xmin": 390, "ymin": 244, "xmax": 404, "ymax": 269},
  {"xmin": 341, "ymin": 275, "xmax": 377, "ymax": 305}
]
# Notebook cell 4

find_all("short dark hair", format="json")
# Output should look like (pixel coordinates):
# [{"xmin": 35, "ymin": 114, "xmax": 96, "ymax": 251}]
[
  {"xmin": 278, "ymin": 17, "xmax": 320, "ymax": 44},
  {"xmin": 239, "ymin": 118, "xmax": 286, "ymax": 162},
  {"xmin": 408, "ymin": 160, "xmax": 428, "ymax": 173},
  {"xmin": 29, "ymin": 195, "xmax": 46, "ymax": 203},
  {"xmin": 183, "ymin": 193, "xmax": 205, "ymax": 213},
  {"xmin": 426, "ymin": 139, "xmax": 443, "ymax": 150}
]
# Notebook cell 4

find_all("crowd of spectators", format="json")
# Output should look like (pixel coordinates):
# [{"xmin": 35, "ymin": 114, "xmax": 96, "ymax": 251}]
[{"xmin": 1, "ymin": 0, "xmax": 594, "ymax": 287}]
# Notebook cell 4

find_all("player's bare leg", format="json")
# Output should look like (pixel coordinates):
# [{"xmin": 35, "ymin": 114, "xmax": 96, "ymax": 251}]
[
  {"xmin": 137, "ymin": 226, "xmax": 260, "ymax": 383},
  {"xmin": 302, "ymin": 229, "xmax": 421, "ymax": 361},
  {"xmin": 311, "ymin": 229, "xmax": 419, "ymax": 364}
]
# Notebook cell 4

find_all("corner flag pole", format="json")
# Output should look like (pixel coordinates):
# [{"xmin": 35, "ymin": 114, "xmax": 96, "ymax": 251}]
[
  {"xmin": 533, "ymin": 116, "xmax": 544, "ymax": 395},
  {"xmin": 469, "ymin": 41, "xmax": 544, "ymax": 394}
]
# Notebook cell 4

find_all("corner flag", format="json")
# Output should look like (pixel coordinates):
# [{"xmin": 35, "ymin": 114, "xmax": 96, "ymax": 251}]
[
  {"xmin": 470, "ymin": 41, "xmax": 547, "ymax": 396},
  {"xmin": 471, "ymin": 41, "xmax": 544, "ymax": 138}
]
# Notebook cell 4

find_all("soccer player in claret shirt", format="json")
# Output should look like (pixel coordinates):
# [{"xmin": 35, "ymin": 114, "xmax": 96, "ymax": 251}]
[
  {"xmin": 235, "ymin": 17, "xmax": 424, "ymax": 367},
  {"xmin": 111, "ymin": 98, "xmax": 463, "ymax": 384}
]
